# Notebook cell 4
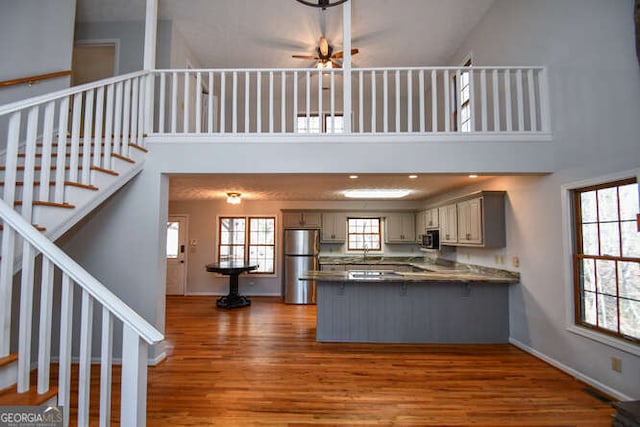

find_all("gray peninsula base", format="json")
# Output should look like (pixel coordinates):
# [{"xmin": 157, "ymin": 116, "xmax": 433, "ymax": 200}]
[{"xmin": 316, "ymin": 281, "xmax": 510, "ymax": 343}]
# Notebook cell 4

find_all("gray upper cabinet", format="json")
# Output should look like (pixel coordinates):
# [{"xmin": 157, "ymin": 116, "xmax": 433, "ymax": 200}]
[
  {"xmin": 282, "ymin": 211, "xmax": 322, "ymax": 229},
  {"xmin": 415, "ymin": 210, "xmax": 427, "ymax": 242},
  {"xmin": 425, "ymin": 208, "xmax": 439, "ymax": 229},
  {"xmin": 438, "ymin": 191, "xmax": 506, "ymax": 248},
  {"xmin": 385, "ymin": 213, "xmax": 416, "ymax": 244},
  {"xmin": 321, "ymin": 212, "xmax": 347, "ymax": 242}
]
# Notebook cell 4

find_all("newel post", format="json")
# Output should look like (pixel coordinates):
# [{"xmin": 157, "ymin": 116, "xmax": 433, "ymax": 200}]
[
  {"xmin": 143, "ymin": 0, "xmax": 158, "ymax": 136},
  {"xmin": 120, "ymin": 325, "xmax": 149, "ymax": 427}
]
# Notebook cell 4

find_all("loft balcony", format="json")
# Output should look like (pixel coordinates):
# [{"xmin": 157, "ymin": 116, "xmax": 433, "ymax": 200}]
[{"xmin": 146, "ymin": 65, "xmax": 551, "ymax": 143}]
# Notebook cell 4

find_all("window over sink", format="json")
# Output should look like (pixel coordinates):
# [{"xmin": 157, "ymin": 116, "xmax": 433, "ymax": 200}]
[{"xmin": 347, "ymin": 218, "xmax": 381, "ymax": 252}]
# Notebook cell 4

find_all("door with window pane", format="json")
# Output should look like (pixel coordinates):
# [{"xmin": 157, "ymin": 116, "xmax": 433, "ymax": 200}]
[{"xmin": 166, "ymin": 215, "xmax": 188, "ymax": 295}]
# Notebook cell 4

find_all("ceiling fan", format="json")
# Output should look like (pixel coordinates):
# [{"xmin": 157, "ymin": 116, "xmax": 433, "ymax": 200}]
[{"xmin": 292, "ymin": 36, "xmax": 359, "ymax": 69}]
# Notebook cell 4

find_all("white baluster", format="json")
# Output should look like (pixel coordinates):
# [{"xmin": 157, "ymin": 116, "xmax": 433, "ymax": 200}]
[
  {"xmin": 305, "ymin": 71, "xmax": 310, "ymax": 131},
  {"xmin": 468, "ymin": 68, "xmax": 475, "ymax": 132},
  {"xmin": 120, "ymin": 325, "xmax": 149, "ymax": 427},
  {"xmin": 37, "ymin": 257, "xmax": 54, "ymax": 393},
  {"xmin": 171, "ymin": 72, "xmax": 177, "ymax": 133},
  {"xmin": 208, "ymin": 72, "xmax": 214, "ymax": 133},
  {"xmin": 516, "ymin": 69, "xmax": 524, "ymax": 131},
  {"xmin": 17, "ymin": 243, "xmax": 38, "ymax": 392},
  {"xmin": 81, "ymin": 89, "xmax": 94, "ymax": 184},
  {"xmin": 395, "ymin": 70, "xmax": 401, "ymax": 132},
  {"xmin": 245, "ymin": 72, "xmax": 250, "ymax": 133},
  {"xmin": 431, "ymin": 70, "xmax": 437, "ymax": 132},
  {"xmin": 196, "ymin": 72, "xmax": 202, "ymax": 133},
  {"xmin": 99, "ymin": 309, "xmax": 114, "ymax": 427},
  {"xmin": 38, "ymin": 101, "xmax": 55, "ymax": 202},
  {"xmin": 419, "ymin": 69, "xmax": 425, "ymax": 133},
  {"xmin": 281, "ymin": 71, "xmax": 286, "ymax": 133},
  {"xmin": 383, "ymin": 70, "xmax": 388, "ymax": 133},
  {"xmin": 113, "ymin": 82, "xmax": 123, "ymax": 156},
  {"xmin": 317, "ymin": 70, "xmax": 322, "ymax": 131},
  {"xmin": 293, "ymin": 71, "xmax": 298, "ymax": 132},
  {"xmin": 492, "ymin": 69, "xmax": 500, "ymax": 131},
  {"xmin": 232, "ymin": 71, "xmax": 238, "ymax": 133},
  {"xmin": 183, "ymin": 71, "xmax": 190, "ymax": 133},
  {"xmin": 93, "ymin": 87, "xmax": 105, "ymax": 169},
  {"xmin": 130, "ymin": 78, "xmax": 139, "ymax": 152},
  {"xmin": 137, "ymin": 76, "xmax": 145, "ymax": 146},
  {"xmin": 21, "ymin": 106, "xmax": 39, "ymax": 221},
  {"xmin": 455, "ymin": 69, "xmax": 462, "ymax": 132},
  {"xmin": 102, "ymin": 85, "xmax": 114, "ymax": 171},
  {"xmin": 370, "ymin": 71, "xmax": 376, "ymax": 133},
  {"xmin": 539, "ymin": 67, "xmax": 551, "ymax": 132},
  {"xmin": 480, "ymin": 70, "xmax": 488, "ymax": 132},
  {"xmin": 220, "ymin": 72, "xmax": 226, "ymax": 133},
  {"xmin": 69, "ymin": 94, "xmax": 83, "ymax": 182},
  {"xmin": 121, "ymin": 80, "xmax": 132, "ymax": 155},
  {"xmin": 407, "ymin": 70, "xmax": 413, "ymax": 132},
  {"xmin": 54, "ymin": 97, "xmax": 69, "ymax": 204},
  {"xmin": 58, "ymin": 274, "xmax": 73, "ymax": 427},
  {"xmin": 330, "ymin": 71, "xmax": 335, "ymax": 132},
  {"xmin": 256, "ymin": 71, "xmax": 261, "ymax": 133},
  {"xmin": 358, "ymin": 70, "xmax": 363, "ymax": 133},
  {"xmin": 443, "ymin": 70, "xmax": 450, "ymax": 132},
  {"xmin": 269, "ymin": 71, "xmax": 274, "ymax": 133},
  {"xmin": 158, "ymin": 73, "xmax": 166, "ymax": 133},
  {"xmin": 504, "ymin": 70, "xmax": 513, "ymax": 132},
  {"xmin": 78, "ymin": 289, "xmax": 94, "ymax": 426},
  {"xmin": 527, "ymin": 69, "xmax": 538, "ymax": 132}
]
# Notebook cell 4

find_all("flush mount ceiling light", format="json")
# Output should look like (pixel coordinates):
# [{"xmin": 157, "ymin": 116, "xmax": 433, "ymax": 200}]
[
  {"xmin": 343, "ymin": 189, "xmax": 411, "ymax": 199},
  {"xmin": 226, "ymin": 192, "xmax": 242, "ymax": 204},
  {"xmin": 295, "ymin": 0, "xmax": 349, "ymax": 9},
  {"xmin": 408, "ymin": 175, "xmax": 418, "ymax": 179}
]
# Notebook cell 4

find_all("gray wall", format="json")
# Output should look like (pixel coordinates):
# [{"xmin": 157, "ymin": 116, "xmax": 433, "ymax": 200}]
[
  {"xmin": 429, "ymin": 0, "xmax": 640, "ymax": 399},
  {"xmin": 74, "ymin": 20, "xmax": 172, "ymax": 73},
  {"xmin": 0, "ymin": 0, "xmax": 76, "ymax": 106}
]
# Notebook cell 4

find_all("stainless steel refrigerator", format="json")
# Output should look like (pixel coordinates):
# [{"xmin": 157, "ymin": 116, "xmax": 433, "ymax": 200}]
[{"xmin": 283, "ymin": 229, "xmax": 319, "ymax": 304}]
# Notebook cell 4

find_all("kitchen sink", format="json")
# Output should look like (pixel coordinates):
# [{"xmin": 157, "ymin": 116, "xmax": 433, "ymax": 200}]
[{"xmin": 348, "ymin": 270, "xmax": 403, "ymax": 280}]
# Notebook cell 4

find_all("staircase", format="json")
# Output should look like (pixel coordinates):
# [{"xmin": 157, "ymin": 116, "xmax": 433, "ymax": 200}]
[{"xmin": 0, "ymin": 71, "xmax": 163, "ymax": 426}]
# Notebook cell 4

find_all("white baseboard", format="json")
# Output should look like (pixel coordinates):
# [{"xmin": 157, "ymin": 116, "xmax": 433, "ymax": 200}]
[{"xmin": 509, "ymin": 337, "xmax": 632, "ymax": 401}]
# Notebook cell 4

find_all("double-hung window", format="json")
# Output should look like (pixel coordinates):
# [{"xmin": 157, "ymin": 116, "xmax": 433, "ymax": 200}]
[
  {"xmin": 218, "ymin": 216, "xmax": 276, "ymax": 273},
  {"xmin": 452, "ymin": 58, "xmax": 472, "ymax": 132},
  {"xmin": 572, "ymin": 178, "xmax": 639, "ymax": 343},
  {"xmin": 296, "ymin": 114, "xmax": 344, "ymax": 133},
  {"xmin": 347, "ymin": 218, "xmax": 381, "ymax": 251}
]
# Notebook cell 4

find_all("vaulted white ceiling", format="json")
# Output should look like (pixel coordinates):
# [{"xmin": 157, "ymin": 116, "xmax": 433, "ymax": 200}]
[{"xmin": 75, "ymin": 0, "xmax": 496, "ymax": 68}]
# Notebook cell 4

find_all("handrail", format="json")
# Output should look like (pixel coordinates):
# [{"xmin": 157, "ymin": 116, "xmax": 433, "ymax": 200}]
[
  {"xmin": 0, "ymin": 70, "xmax": 72, "ymax": 88},
  {"xmin": 0, "ymin": 199, "xmax": 163, "ymax": 345},
  {"xmin": 0, "ymin": 70, "xmax": 149, "ymax": 116}
]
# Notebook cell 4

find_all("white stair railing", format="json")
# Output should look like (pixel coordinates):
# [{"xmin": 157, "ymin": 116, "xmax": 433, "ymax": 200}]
[
  {"xmin": 150, "ymin": 65, "xmax": 550, "ymax": 136},
  {"xmin": 0, "ymin": 198, "xmax": 163, "ymax": 426}
]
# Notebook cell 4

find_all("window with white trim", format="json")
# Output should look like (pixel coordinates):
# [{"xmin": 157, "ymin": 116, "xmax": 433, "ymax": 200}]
[
  {"xmin": 296, "ymin": 114, "xmax": 344, "ymax": 133},
  {"xmin": 452, "ymin": 58, "xmax": 472, "ymax": 132},
  {"xmin": 218, "ymin": 216, "xmax": 276, "ymax": 273},
  {"xmin": 572, "ymin": 178, "xmax": 640, "ymax": 343},
  {"xmin": 347, "ymin": 218, "xmax": 381, "ymax": 251}
]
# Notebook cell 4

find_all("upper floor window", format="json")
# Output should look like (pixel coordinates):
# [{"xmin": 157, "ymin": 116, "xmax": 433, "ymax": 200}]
[
  {"xmin": 296, "ymin": 114, "xmax": 344, "ymax": 133},
  {"xmin": 452, "ymin": 58, "xmax": 472, "ymax": 132},
  {"xmin": 572, "ymin": 178, "xmax": 639, "ymax": 343},
  {"xmin": 218, "ymin": 216, "xmax": 276, "ymax": 273},
  {"xmin": 347, "ymin": 218, "xmax": 381, "ymax": 251}
]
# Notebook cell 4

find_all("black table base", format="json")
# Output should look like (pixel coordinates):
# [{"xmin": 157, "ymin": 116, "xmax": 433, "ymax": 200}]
[
  {"xmin": 206, "ymin": 262, "xmax": 258, "ymax": 309},
  {"xmin": 216, "ymin": 294, "xmax": 251, "ymax": 309}
]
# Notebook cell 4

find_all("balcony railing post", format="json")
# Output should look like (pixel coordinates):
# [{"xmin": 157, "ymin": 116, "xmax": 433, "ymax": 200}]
[
  {"xmin": 539, "ymin": 67, "xmax": 551, "ymax": 132},
  {"xmin": 121, "ymin": 325, "xmax": 149, "ymax": 427}
]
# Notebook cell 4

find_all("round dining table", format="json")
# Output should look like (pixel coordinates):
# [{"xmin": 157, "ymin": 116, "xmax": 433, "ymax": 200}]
[{"xmin": 205, "ymin": 262, "xmax": 258, "ymax": 309}]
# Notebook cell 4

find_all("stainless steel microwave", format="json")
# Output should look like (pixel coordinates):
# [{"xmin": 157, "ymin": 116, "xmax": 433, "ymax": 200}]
[{"xmin": 420, "ymin": 229, "xmax": 440, "ymax": 250}]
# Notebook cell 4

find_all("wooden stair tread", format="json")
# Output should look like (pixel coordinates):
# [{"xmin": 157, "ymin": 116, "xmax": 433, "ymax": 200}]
[
  {"xmin": 14, "ymin": 201, "xmax": 75, "ymax": 209},
  {"xmin": 0, "ymin": 181, "xmax": 99, "ymax": 191},
  {"xmin": 0, "ymin": 385, "xmax": 58, "ymax": 406},
  {"xmin": 0, "ymin": 353, "xmax": 18, "ymax": 368}
]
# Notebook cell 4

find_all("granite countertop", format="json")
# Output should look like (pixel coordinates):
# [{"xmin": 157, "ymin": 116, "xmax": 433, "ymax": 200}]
[{"xmin": 312, "ymin": 256, "xmax": 520, "ymax": 284}]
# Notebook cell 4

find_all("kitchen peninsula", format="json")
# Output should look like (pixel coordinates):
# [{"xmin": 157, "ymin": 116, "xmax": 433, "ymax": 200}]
[{"xmin": 301, "ymin": 260, "xmax": 519, "ymax": 344}]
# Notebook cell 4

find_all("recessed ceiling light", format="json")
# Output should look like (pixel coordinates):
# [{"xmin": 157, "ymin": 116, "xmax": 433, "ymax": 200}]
[
  {"xmin": 468, "ymin": 174, "xmax": 479, "ymax": 178},
  {"xmin": 343, "ymin": 189, "xmax": 411, "ymax": 199},
  {"xmin": 408, "ymin": 175, "xmax": 418, "ymax": 179},
  {"xmin": 349, "ymin": 175, "xmax": 359, "ymax": 179}
]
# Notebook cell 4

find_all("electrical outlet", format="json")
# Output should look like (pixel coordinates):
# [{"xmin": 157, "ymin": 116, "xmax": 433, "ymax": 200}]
[
  {"xmin": 494, "ymin": 255, "xmax": 500, "ymax": 264},
  {"xmin": 611, "ymin": 356, "xmax": 622, "ymax": 373},
  {"xmin": 512, "ymin": 256, "xmax": 520, "ymax": 268},
  {"xmin": 499, "ymin": 255, "xmax": 505, "ymax": 264}
]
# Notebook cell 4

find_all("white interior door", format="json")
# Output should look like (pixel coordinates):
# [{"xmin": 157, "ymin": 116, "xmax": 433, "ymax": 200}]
[{"xmin": 166, "ymin": 215, "xmax": 188, "ymax": 295}]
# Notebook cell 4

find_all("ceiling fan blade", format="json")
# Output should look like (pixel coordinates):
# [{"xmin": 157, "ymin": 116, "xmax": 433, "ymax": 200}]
[
  {"xmin": 330, "ymin": 59, "xmax": 342, "ymax": 68},
  {"xmin": 331, "ymin": 48, "xmax": 359, "ymax": 59},
  {"xmin": 292, "ymin": 55, "xmax": 320, "ymax": 60}
]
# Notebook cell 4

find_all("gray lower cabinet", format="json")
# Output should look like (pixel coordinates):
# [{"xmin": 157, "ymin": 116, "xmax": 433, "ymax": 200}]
[{"xmin": 316, "ymin": 281, "xmax": 509, "ymax": 343}]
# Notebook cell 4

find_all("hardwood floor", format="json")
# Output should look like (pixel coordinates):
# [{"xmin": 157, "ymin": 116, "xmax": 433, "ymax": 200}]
[{"xmin": 140, "ymin": 296, "xmax": 615, "ymax": 426}]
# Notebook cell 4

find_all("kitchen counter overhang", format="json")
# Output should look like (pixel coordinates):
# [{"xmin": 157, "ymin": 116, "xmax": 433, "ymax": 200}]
[{"xmin": 300, "ymin": 269, "xmax": 519, "ymax": 284}]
